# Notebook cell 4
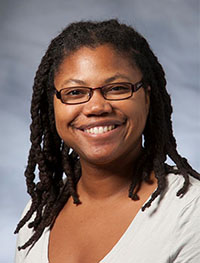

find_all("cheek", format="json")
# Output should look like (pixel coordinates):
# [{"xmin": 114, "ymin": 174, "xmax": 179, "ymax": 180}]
[
  {"xmin": 53, "ymin": 98, "xmax": 73, "ymax": 139},
  {"xmin": 125, "ymin": 99, "xmax": 149, "ymax": 134},
  {"xmin": 131, "ymin": 108, "xmax": 148, "ymax": 130}
]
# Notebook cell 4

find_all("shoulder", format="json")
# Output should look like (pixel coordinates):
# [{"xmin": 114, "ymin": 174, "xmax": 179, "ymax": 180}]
[
  {"xmin": 15, "ymin": 200, "xmax": 34, "ymax": 262},
  {"xmin": 166, "ymin": 172, "xmax": 200, "ymax": 206},
  {"xmin": 165, "ymin": 173, "xmax": 200, "ymax": 262},
  {"xmin": 143, "ymin": 172, "xmax": 200, "ymax": 235},
  {"xmin": 15, "ymin": 200, "xmax": 49, "ymax": 263},
  {"xmin": 156, "ymin": 172, "xmax": 200, "ymax": 218},
  {"xmin": 16, "ymin": 200, "xmax": 34, "ymax": 245},
  {"xmin": 167, "ymin": 171, "xmax": 200, "ymax": 218}
]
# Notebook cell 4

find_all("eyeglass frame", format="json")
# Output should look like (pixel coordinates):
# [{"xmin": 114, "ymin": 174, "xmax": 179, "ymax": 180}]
[{"xmin": 54, "ymin": 79, "xmax": 144, "ymax": 105}]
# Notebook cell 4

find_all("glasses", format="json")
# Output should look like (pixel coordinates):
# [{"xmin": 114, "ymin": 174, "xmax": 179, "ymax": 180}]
[{"xmin": 54, "ymin": 80, "xmax": 144, "ymax": 105}]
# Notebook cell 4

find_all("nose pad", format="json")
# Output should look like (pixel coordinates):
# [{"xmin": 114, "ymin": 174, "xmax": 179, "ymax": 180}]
[{"xmin": 82, "ymin": 90, "xmax": 113, "ymax": 116}]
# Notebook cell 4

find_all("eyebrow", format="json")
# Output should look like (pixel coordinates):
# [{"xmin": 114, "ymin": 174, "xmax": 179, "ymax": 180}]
[
  {"xmin": 60, "ymin": 73, "xmax": 132, "ymax": 87},
  {"xmin": 104, "ymin": 73, "xmax": 131, "ymax": 84}
]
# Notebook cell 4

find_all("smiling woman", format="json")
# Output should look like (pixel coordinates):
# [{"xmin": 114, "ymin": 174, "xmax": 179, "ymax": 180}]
[
  {"xmin": 15, "ymin": 20, "xmax": 200, "ymax": 263},
  {"xmin": 53, "ymin": 45, "xmax": 149, "ymax": 166}
]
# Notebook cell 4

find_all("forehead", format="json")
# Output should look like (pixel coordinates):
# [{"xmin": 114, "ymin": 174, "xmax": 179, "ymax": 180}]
[
  {"xmin": 58, "ymin": 44, "xmax": 138, "ymax": 70},
  {"xmin": 54, "ymin": 45, "xmax": 142, "ymax": 86}
]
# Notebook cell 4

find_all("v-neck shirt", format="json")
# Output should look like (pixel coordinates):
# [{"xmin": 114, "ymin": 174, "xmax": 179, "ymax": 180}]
[{"xmin": 15, "ymin": 173, "xmax": 200, "ymax": 263}]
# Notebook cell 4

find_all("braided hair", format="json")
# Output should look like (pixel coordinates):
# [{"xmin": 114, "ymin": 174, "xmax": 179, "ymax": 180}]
[{"xmin": 15, "ymin": 19, "xmax": 199, "ymax": 250}]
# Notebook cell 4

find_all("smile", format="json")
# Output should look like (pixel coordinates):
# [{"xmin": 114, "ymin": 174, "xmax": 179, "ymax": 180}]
[{"xmin": 84, "ymin": 125, "xmax": 115, "ymax": 134}]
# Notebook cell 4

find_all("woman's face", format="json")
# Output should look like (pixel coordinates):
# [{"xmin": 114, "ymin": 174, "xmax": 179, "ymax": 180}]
[{"xmin": 53, "ymin": 45, "xmax": 150, "ymax": 166}]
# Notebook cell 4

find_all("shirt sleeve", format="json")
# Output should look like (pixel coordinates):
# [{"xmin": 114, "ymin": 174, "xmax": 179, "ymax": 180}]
[{"xmin": 170, "ymin": 195, "xmax": 200, "ymax": 263}]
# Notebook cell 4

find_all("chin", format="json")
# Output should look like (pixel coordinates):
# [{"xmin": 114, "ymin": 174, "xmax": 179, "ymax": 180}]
[{"xmin": 79, "ymin": 149, "xmax": 119, "ymax": 166}]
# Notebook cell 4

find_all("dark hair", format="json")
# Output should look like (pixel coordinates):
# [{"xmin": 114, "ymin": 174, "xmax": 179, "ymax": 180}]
[{"xmin": 15, "ymin": 19, "xmax": 199, "ymax": 250}]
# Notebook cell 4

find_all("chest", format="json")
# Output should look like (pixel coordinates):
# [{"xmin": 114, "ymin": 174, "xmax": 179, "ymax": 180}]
[{"xmin": 48, "ymin": 199, "xmax": 142, "ymax": 263}]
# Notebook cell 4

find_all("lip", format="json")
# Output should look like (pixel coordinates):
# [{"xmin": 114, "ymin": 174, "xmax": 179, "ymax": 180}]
[
  {"xmin": 76, "ymin": 123, "xmax": 125, "ymax": 138},
  {"xmin": 74, "ymin": 119, "xmax": 126, "ymax": 131}
]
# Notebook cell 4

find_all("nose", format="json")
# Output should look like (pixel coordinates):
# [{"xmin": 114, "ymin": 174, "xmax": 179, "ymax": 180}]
[{"xmin": 82, "ymin": 89, "xmax": 113, "ymax": 116}]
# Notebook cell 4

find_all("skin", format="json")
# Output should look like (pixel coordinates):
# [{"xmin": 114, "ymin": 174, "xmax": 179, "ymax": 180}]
[
  {"xmin": 53, "ymin": 44, "xmax": 150, "ymax": 192},
  {"xmin": 49, "ymin": 45, "xmax": 156, "ymax": 263}
]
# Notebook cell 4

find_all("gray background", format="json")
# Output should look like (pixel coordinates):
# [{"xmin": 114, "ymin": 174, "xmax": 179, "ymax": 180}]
[{"xmin": 0, "ymin": 0, "xmax": 199, "ymax": 262}]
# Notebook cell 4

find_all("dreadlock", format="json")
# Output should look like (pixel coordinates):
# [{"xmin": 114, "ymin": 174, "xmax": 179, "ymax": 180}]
[{"xmin": 15, "ymin": 19, "xmax": 199, "ymax": 250}]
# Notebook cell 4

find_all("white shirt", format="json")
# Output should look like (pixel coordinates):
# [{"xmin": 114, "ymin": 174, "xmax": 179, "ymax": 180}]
[{"xmin": 15, "ymin": 173, "xmax": 200, "ymax": 263}]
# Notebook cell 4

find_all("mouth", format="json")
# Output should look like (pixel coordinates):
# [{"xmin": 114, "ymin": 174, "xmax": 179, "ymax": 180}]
[
  {"xmin": 84, "ymin": 125, "xmax": 116, "ymax": 135},
  {"xmin": 74, "ymin": 119, "xmax": 126, "ymax": 136}
]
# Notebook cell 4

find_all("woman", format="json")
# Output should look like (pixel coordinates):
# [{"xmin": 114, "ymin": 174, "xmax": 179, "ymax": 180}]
[{"xmin": 15, "ymin": 19, "xmax": 200, "ymax": 262}]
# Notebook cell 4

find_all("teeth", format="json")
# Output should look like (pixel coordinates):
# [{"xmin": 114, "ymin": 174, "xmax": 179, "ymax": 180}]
[{"xmin": 85, "ymin": 125, "xmax": 115, "ymax": 134}]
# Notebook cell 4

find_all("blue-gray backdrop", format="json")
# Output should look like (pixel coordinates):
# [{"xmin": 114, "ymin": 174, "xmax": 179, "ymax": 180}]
[{"xmin": 0, "ymin": 0, "xmax": 199, "ymax": 262}]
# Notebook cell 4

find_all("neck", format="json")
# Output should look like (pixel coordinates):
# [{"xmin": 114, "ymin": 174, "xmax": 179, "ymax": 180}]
[{"xmin": 77, "ymin": 150, "xmax": 142, "ymax": 202}]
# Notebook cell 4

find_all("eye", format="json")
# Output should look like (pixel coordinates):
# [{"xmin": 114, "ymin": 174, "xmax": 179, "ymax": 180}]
[
  {"xmin": 107, "ymin": 84, "xmax": 131, "ymax": 94},
  {"xmin": 62, "ymin": 87, "xmax": 88, "ymax": 98},
  {"xmin": 68, "ymin": 89, "xmax": 84, "ymax": 96}
]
